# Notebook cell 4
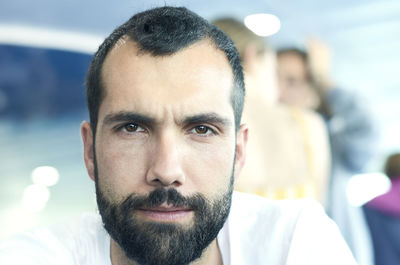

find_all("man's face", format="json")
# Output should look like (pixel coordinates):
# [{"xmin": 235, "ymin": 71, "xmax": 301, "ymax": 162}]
[
  {"xmin": 81, "ymin": 39, "xmax": 247, "ymax": 265},
  {"xmin": 277, "ymin": 53, "xmax": 319, "ymax": 109}
]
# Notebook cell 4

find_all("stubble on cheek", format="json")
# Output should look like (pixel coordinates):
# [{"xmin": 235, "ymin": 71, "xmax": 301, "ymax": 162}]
[{"xmin": 95, "ymin": 139, "xmax": 151, "ymax": 201}]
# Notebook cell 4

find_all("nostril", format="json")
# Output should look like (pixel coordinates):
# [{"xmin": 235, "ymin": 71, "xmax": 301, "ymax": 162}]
[
  {"xmin": 151, "ymin": 178, "xmax": 163, "ymax": 185},
  {"xmin": 149, "ymin": 177, "xmax": 182, "ymax": 187}
]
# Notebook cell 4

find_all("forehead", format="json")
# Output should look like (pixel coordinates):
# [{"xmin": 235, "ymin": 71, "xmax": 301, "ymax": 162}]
[
  {"xmin": 99, "ymin": 39, "xmax": 235, "ymax": 121},
  {"xmin": 278, "ymin": 53, "xmax": 307, "ymax": 74}
]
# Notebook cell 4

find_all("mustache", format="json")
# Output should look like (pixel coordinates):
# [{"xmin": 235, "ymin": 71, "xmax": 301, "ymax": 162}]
[{"xmin": 120, "ymin": 188, "xmax": 208, "ymax": 212}]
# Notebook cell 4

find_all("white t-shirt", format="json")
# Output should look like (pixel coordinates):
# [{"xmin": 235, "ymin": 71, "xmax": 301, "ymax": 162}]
[{"xmin": 0, "ymin": 192, "xmax": 357, "ymax": 265}]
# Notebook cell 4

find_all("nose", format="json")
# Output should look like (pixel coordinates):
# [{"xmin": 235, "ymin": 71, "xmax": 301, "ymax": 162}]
[{"xmin": 146, "ymin": 132, "xmax": 185, "ymax": 187}]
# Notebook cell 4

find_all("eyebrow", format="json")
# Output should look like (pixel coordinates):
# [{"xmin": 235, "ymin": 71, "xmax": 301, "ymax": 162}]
[
  {"xmin": 102, "ymin": 112, "xmax": 156, "ymax": 127},
  {"xmin": 182, "ymin": 113, "xmax": 232, "ymax": 129}
]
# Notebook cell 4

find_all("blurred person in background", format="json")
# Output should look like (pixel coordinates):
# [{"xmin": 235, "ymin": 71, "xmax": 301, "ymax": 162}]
[
  {"xmin": 277, "ymin": 40, "xmax": 378, "ymax": 265},
  {"xmin": 213, "ymin": 18, "xmax": 330, "ymax": 204},
  {"xmin": 363, "ymin": 153, "xmax": 400, "ymax": 265}
]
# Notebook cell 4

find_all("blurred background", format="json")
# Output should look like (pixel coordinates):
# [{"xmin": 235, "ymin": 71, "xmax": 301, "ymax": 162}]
[{"xmin": 1, "ymin": 0, "xmax": 399, "ymax": 263}]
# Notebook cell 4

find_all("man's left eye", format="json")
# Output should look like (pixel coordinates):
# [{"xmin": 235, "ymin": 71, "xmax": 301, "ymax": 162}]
[{"xmin": 191, "ymin": 125, "xmax": 215, "ymax": 136}]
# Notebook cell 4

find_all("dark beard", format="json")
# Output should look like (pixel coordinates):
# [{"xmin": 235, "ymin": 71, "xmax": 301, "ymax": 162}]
[{"xmin": 95, "ymin": 165, "xmax": 233, "ymax": 265}]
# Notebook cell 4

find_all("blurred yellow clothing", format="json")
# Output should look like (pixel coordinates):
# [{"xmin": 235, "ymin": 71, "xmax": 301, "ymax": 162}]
[
  {"xmin": 237, "ymin": 182, "xmax": 317, "ymax": 201},
  {"xmin": 235, "ymin": 88, "xmax": 330, "ymax": 205}
]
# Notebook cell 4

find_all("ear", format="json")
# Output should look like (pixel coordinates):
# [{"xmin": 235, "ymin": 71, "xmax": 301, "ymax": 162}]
[
  {"xmin": 81, "ymin": 121, "xmax": 96, "ymax": 182},
  {"xmin": 233, "ymin": 124, "xmax": 248, "ymax": 181}
]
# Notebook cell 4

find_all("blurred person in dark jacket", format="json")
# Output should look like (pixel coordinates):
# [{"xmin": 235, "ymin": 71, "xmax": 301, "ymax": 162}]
[{"xmin": 364, "ymin": 153, "xmax": 400, "ymax": 265}]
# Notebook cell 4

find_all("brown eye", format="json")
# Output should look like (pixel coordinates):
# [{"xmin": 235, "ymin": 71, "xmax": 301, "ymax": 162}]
[
  {"xmin": 194, "ymin": 125, "xmax": 209, "ymax": 134},
  {"xmin": 124, "ymin": 123, "xmax": 139, "ymax": 132}
]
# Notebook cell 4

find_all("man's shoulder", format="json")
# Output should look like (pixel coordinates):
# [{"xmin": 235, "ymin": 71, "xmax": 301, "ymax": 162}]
[
  {"xmin": 231, "ymin": 191, "xmax": 325, "ymax": 219},
  {"xmin": 228, "ymin": 191, "xmax": 327, "ymax": 241},
  {"xmin": 223, "ymin": 192, "xmax": 357, "ymax": 265},
  {"xmin": 0, "ymin": 213, "xmax": 109, "ymax": 265}
]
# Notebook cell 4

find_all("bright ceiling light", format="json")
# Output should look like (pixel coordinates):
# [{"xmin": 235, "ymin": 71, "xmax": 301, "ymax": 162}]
[
  {"xmin": 244, "ymin": 13, "xmax": 281, "ymax": 37},
  {"xmin": 31, "ymin": 166, "xmax": 60, "ymax": 187}
]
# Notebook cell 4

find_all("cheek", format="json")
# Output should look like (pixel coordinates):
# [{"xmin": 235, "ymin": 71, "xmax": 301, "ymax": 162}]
[
  {"xmin": 182, "ymin": 140, "xmax": 235, "ymax": 195},
  {"xmin": 95, "ymin": 139, "xmax": 149, "ymax": 196}
]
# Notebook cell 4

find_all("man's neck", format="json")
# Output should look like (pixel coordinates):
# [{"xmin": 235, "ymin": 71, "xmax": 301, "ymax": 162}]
[{"xmin": 110, "ymin": 238, "xmax": 223, "ymax": 265}]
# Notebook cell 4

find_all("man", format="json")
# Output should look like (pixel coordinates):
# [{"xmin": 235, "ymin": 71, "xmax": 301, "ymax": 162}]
[{"xmin": 0, "ymin": 6, "xmax": 356, "ymax": 265}]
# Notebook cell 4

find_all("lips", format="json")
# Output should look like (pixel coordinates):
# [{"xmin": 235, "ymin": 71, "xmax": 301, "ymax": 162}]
[{"xmin": 137, "ymin": 205, "xmax": 193, "ymax": 222}]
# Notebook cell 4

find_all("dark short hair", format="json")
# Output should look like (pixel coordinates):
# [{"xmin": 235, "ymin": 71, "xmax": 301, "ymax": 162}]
[
  {"xmin": 86, "ymin": 6, "xmax": 244, "ymax": 134},
  {"xmin": 277, "ymin": 47, "xmax": 308, "ymax": 64},
  {"xmin": 384, "ymin": 153, "xmax": 400, "ymax": 179}
]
